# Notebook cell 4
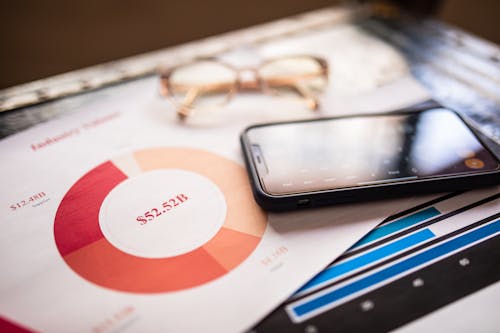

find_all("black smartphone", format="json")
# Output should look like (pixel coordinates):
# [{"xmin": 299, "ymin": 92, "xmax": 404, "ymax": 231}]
[{"xmin": 240, "ymin": 107, "xmax": 500, "ymax": 211}]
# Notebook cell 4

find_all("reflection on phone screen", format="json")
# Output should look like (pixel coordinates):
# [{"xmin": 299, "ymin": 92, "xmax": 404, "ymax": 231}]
[{"xmin": 246, "ymin": 108, "xmax": 499, "ymax": 195}]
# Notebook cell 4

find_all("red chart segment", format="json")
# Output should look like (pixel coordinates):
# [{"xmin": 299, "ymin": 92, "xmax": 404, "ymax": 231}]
[
  {"xmin": 53, "ymin": 148, "xmax": 267, "ymax": 293},
  {"xmin": 54, "ymin": 161, "xmax": 127, "ymax": 256},
  {"xmin": 0, "ymin": 316, "xmax": 35, "ymax": 333}
]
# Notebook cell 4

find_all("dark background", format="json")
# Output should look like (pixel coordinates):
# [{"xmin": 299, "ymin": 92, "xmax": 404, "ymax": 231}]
[{"xmin": 1, "ymin": 0, "xmax": 499, "ymax": 89}]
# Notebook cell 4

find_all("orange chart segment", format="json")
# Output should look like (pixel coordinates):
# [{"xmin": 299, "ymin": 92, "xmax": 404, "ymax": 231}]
[
  {"xmin": 53, "ymin": 147, "xmax": 267, "ymax": 293},
  {"xmin": 133, "ymin": 147, "xmax": 267, "ymax": 237},
  {"xmin": 64, "ymin": 239, "xmax": 227, "ymax": 293},
  {"xmin": 133, "ymin": 147, "xmax": 246, "ymax": 198},
  {"xmin": 203, "ymin": 227, "xmax": 261, "ymax": 271}
]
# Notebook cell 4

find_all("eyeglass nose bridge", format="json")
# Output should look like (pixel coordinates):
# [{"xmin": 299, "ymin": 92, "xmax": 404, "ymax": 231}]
[{"xmin": 236, "ymin": 68, "xmax": 262, "ymax": 91}]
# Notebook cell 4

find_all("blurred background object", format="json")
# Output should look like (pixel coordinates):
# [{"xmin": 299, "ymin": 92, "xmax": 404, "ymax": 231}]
[{"xmin": 1, "ymin": 0, "xmax": 499, "ymax": 89}]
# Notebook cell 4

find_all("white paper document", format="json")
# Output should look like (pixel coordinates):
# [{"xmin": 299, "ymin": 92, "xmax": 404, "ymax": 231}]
[
  {"xmin": 0, "ymin": 23, "xmax": 435, "ymax": 332},
  {"xmin": 0, "ymin": 83, "xmax": 421, "ymax": 332}
]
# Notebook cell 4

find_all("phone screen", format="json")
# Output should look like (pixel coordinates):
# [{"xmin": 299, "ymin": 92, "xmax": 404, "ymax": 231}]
[{"xmin": 246, "ymin": 108, "xmax": 499, "ymax": 195}]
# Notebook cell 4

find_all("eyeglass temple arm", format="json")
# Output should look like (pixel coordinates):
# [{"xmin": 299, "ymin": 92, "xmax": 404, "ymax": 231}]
[
  {"xmin": 171, "ymin": 82, "xmax": 234, "ymax": 94},
  {"xmin": 177, "ymin": 87, "xmax": 200, "ymax": 121},
  {"xmin": 291, "ymin": 83, "xmax": 319, "ymax": 110},
  {"xmin": 265, "ymin": 73, "xmax": 322, "ymax": 110},
  {"xmin": 169, "ymin": 71, "xmax": 324, "ymax": 94},
  {"xmin": 263, "ymin": 70, "xmax": 323, "ymax": 86}
]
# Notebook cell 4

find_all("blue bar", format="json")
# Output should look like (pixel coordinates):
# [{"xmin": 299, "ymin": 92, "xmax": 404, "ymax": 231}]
[
  {"xmin": 297, "ymin": 228, "xmax": 435, "ymax": 294},
  {"xmin": 292, "ymin": 220, "xmax": 499, "ymax": 318},
  {"xmin": 351, "ymin": 207, "xmax": 440, "ymax": 249}
]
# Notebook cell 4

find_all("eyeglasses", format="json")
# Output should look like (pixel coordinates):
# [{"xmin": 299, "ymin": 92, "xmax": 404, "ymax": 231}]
[{"xmin": 159, "ymin": 55, "xmax": 329, "ymax": 121}]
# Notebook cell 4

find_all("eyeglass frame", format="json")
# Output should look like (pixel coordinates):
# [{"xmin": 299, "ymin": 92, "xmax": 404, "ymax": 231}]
[{"xmin": 158, "ymin": 55, "xmax": 329, "ymax": 121}]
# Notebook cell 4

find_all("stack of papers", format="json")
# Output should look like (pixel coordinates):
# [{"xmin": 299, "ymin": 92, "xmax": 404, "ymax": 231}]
[{"xmin": 1, "ymin": 16, "xmax": 498, "ymax": 333}]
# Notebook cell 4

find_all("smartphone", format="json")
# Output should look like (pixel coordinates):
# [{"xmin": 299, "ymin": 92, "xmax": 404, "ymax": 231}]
[{"xmin": 240, "ymin": 107, "xmax": 500, "ymax": 211}]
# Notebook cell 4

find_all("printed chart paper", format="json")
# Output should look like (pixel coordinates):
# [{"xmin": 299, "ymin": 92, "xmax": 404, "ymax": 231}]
[
  {"xmin": 0, "ymin": 76, "xmax": 425, "ymax": 332},
  {"xmin": 0, "ymin": 21, "xmax": 435, "ymax": 332},
  {"xmin": 254, "ymin": 187, "xmax": 499, "ymax": 332}
]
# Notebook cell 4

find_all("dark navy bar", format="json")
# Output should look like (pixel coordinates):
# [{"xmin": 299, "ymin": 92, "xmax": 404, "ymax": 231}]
[{"xmin": 292, "ymin": 220, "xmax": 500, "ymax": 318}]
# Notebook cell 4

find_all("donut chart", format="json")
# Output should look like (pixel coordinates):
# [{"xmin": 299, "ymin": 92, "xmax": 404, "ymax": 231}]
[{"xmin": 54, "ymin": 147, "xmax": 267, "ymax": 293}]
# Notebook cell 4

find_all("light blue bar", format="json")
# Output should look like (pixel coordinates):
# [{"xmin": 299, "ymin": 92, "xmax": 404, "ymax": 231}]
[
  {"xmin": 296, "ymin": 228, "xmax": 435, "ymax": 294},
  {"xmin": 292, "ymin": 219, "xmax": 500, "ymax": 318},
  {"xmin": 351, "ymin": 206, "xmax": 440, "ymax": 249}
]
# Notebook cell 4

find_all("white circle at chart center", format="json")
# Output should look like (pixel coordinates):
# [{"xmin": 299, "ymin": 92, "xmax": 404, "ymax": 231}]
[{"xmin": 99, "ymin": 169, "xmax": 227, "ymax": 258}]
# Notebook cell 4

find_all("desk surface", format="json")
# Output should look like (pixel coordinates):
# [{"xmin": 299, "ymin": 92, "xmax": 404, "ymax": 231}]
[
  {"xmin": 0, "ymin": 5, "xmax": 499, "ymax": 333},
  {"xmin": 1, "ymin": 5, "xmax": 499, "ymax": 142}
]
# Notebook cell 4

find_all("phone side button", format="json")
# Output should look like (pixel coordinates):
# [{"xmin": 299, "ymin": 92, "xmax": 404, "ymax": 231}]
[{"xmin": 297, "ymin": 198, "xmax": 311, "ymax": 208}]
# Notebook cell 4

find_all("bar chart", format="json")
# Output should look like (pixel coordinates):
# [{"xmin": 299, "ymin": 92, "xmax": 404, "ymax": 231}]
[{"xmin": 255, "ymin": 186, "xmax": 500, "ymax": 332}]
